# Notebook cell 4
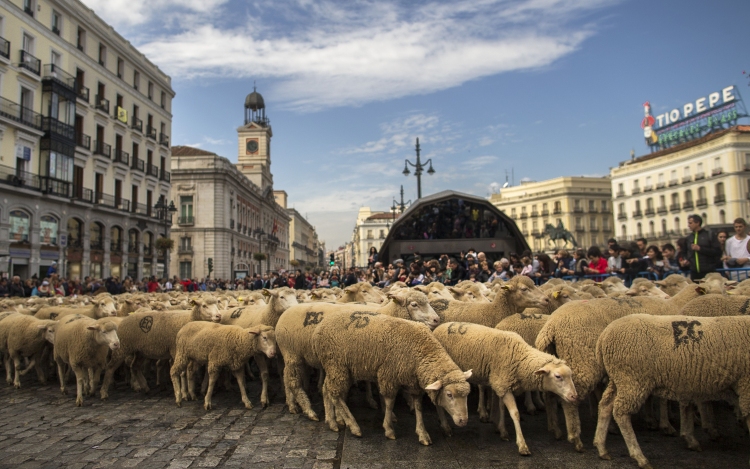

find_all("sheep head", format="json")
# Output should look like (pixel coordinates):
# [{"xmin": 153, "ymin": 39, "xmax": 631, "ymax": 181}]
[
  {"xmin": 87, "ymin": 320, "xmax": 120, "ymax": 350},
  {"xmin": 190, "ymin": 297, "xmax": 222, "ymax": 322},
  {"xmin": 37, "ymin": 320, "xmax": 57, "ymax": 344},
  {"xmin": 426, "ymin": 369, "xmax": 472, "ymax": 427},
  {"xmin": 549, "ymin": 285, "xmax": 581, "ymax": 308},
  {"xmin": 499, "ymin": 276, "xmax": 549, "ymax": 310},
  {"xmin": 246, "ymin": 325, "xmax": 276, "ymax": 359},
  {"xmin": 388, "ymin": 290, "xmax": 440, "ymax": 329},
  {"xmin": 415, "ymin": 282, "xmax": 454, "ymax": 302},
  {"xmin": 626, "ymin": 281, "xmax": 670, "ymax": 298},
  {"xmin": 357, "ymin": 284, "xmax": 385, "ymax": 304},
  {"xmin": 535, "ymin": 361, "xmax": 578, "ymax": 404},
  {"xmin": 94, "ymin": 298, "xmax": 117, "ymax": 317}
]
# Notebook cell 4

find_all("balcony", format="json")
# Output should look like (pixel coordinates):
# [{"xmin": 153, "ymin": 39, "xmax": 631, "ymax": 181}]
[
  {"xmin": 669, "ymin": 203, "xmax": 681, "ymax": 212},
  {"xmin": 0, "ymin": 96, "xmax": 42, "ymax": 130},
  {"xmin": 147, "ymin": 164, "xmax": 159, "ymax": 178},
  {"xmin": 589, "ymin": 226, "xmax": 599, "ymax": 232},
  {"xmin": 160, "ymin": 170, "xmax": 170, "ymax": 182},
  {"xmin": 531, "ymin": 229, "xmax": 540, "ymax": 236},
  {"xmin": 694, "ymin": 172, "xmax": 705, "ymax": 180},
  {"xmin": 602, "ymin": 226, "xmax": 612, "ymax": 232},
  {"xmin": 77, "ymin": 85, "xmax": 89, "ymax": 103},
  {"xmin": 575, "ymin": 226, "xmax": 585, "ymax": 232},
  {"xmin": 178, "ymin": 246, "xmax": 193, "ymax": 255},
  {"xmin": 588, "ymin": 207, "xmax": 598, "ymax": 213},
  {"xmin": 131, "ymin": 117, "xmax": 142, "ymax": 132},
  {"xmin": 42, "ymin": 65, "xmax": 76, "ymax": 93},
  {"xmin": 95, "ymin": 96, "xmax": 110, "ymax": 114},
  {"xmin": 131, "ymin": 157, "xmax": 144, "ymax": 172},
  {"xmin": 90, "ymin": 241, "xmax": 104, "ymax": 251},
  {"xmin": 0, "ymin": 37, "xmax": 9, "ymax": 60},
  {"xmin": 159, "ymin": 133, "xmax": 170, "ymax": 147},
  {"xmin": 713, "ymin": 195, "xmax": 726, "ymax": 204},
  {"xmin": 42, "ymin": 117, "xmax": 75, "ymax": 141},
  {"xmin": 601, "ymin": 206, "xmax": 611, "ymax": 213},
  {"xmin": 657, "ymin": 206, "xmax": 668, "ymax": 215},
  {"xmin": 573, "ymin": 207, "xmax": 583, "ymax": 213},
  {"xmin": 93, "ymin": 193, "xmax": 129, "ymax": 211},
  {"xmin": 113, "ymin": 149, "xmax": 130, "ymax": 166},
  {"xmin": 132, "ymin": 203, "xmax": 150, "ymax": 217},
  {"xmin": 178, "ymin": 216, "xmax": 194, "ymax": 226},
  {"xmin": 110, "ymin": 241, "xmax": 122, "ymax": 253},
  {"xmin": 644, "ymin": 208, "xmax": 655, "ymax": 217},
  {"xmin": 683, "ymin": 201, "xmax": 694, "ymax": 210},
  {"xmin": 511, "ymin": 214, "xmax": 517, "ymax": 220},
  {"xmin": 19, "ymin": 50, "xmax": 40, "ymax": 75},
  {"xmin": 145, "ymin": 126, "xmax": 156, "ymax": 140},
  {"xmin": 530, "ymin": 211, "xmax": 539, "ymax": 218},
  {"xmin": 76, "ymin": 133, "xmax": 91, "ymax": 150},
  {"xmin": 617, "ymin": 213, "xmax": 627, "ymax": 221},
  {"xmin": 669, "ymin": 179, "xmax": 679, "ymax": 186},
  {"xmin": 696, "ymin": 198, "xmax": 708, "ymax": 208},
  {"xmin": 682, "ymin": 176, "xmax": 692, "ymax": 183},
  {"xmin": 656, "ymin": 182, "xmax": 666, "ymax": 189},
  {"xmin": 541, "ymin": 209, "xmax": 549, "ymax": 216},
  {"xmin": 643, "ymin": 185, "xmax": 653, "ymax": 192},
  {"xmin": 553, "ymin": 208, "xmax": 561, "ymax": 215},
  {"xmin": 712, "ymin": 167, "xmax": 723, "ymax": 176},
  {"xmin": 616, "ymin": 191, "xmax": 625, "ymax": 198},
  {"xmin": 632, "ymin": 210, "xmax": 643, "ymax": 218},
  {"xmin": 93, "ymin": 140, "xmax": 111, "ymax": 158},
  {"xmin": 632, "ymin": 188, "xmax": 641, "ymax": 195},
  {"xmin": 0, "ymin": 164, "xmax": 41, "ymax": 191},
  {"xmin": 519, "ymin": 213, "xmax": 527, "ymax": 219}
]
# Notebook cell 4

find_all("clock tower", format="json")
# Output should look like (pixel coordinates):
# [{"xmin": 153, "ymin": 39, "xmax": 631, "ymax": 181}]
[{"xmin": 237, "ymin": 87, "xmax": 273, "ymax": 191}]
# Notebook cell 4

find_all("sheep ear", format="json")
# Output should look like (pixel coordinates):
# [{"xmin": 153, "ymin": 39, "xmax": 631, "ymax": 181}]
[
  {"xmin": 463, "ymin": 370, "xmax": 472, "ymax": 380},
  {"xmin": 501, "ymin": 285, "xmax": 511, "ymax": 291},
  {"xmin": 387, "ymin": 292, "xmax": 406, "ymax": 306},
  {"xmin": 726, "ymin": 281, "xmax": 738, "ymax": 286},
  {"xmin": 425, "ymin": 380, "xmax": 443, "ymax": 391},
  {"xmin": 695, "ymin": 286, "xmax": 706, "ymax": 295},
  {"xmin": 344, "ymin": 286, "xmax": 357, "ymax": 293},
  {"xmin": 626, "ymin": 290, "xmax": 637, "ymax": 296},
  {"xmin": 36, "ymin": 324, "xmax": 48, "ymax": 330},
  {"xmin": 552, "ymin": 291, "xmax": 560, "ymax": 299},
  {"xmin": 246, "ymin": 327, "xmax": 261, "ymax": 336},
  {"xmin": 534, "ymin": 368, "xmax": 550, "ymax": 376},
  {"xmin": 654, "ymin": 280, "xmax": 666, "ymax": 286},
  {"xmin": 189, "ymin": 299, "xmax": 196, "ymax": 306},
  {"xmin": 86, "ymin": 325, "xmax": 99, "ymax": 331},
  {"xmin": 262, "ymin": 289, "xmax": 271, "ymax": 297}
]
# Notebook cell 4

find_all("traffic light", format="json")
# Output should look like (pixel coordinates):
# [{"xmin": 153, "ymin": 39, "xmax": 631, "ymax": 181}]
[
  {"xmin": 207, "ymin": 258, "xmax": 214, "ymax": 277},
  {"xmin": 329, "ymin": 254, "xmax": 335, "ymax": 266}
]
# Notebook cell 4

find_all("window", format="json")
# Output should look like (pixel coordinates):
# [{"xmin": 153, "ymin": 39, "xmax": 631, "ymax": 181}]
[
  {"xmin": 670, "ymin": 170, "xmax": 677, "ymax": 181},
  {"xmin": 131, "ymin": 185, "xmax": 138, "ymax": 206},
  {"xmin": 632, "ymin": 179, "xmax": 639, "ymax": 189},
  {"xmin": 180, "ymin": 196, "xmax": 193, "ymax": 219},
  {"xmin": 379, "ymin": 230, "xmax": 385, "ymax": 239},
  {"xmin": 133, "ymin": 70, "xmax": 140, "ymax": 90},
  {"xmin": 589, "ymin": 217, "xmax": 597, "ymax": 230},
  {"xmin": 715, "ymin": 182, "xmax": 725, "ymax": 197},
  {"xmin": 50, "ymin": 50, "xmax": 61, "ymax": 68},
  {"xmin": 714, "ymin": 157, "xmax": 721, "ymax": 169},
  {"xmin": 98, "ymin": 43, "xmax": 106, "ymax": 66},
  {"xmin": 602, "ymin": 217, "xmax": 609, "ymax": 230},
  {"xmin": 618, "ymin": 182, "xmax": 624, "ymax": 193},
  {"xmin": 510, "ymin": 208, "xmax": 516, "ymax": 216},
  {"xmin": 671, "ymin": 193, "xmax": 679, "ymax": 205},
  {"xmin": 648, "ymin": 221, "xmax": 655, "ymax": 236},
  {"xmin": 646, "ymin": 198, "xmax": 653, "ymax": 210},
  {"xmin": 697, "ymin": 162, "xmax": 704, "ymax": 174},
  {"xmin": 618, "ymin": 202, "xmax": 625, "ymax": 214},
  {"xmin": 51, "ymin": 10, "xmax": 62, "ymax": 35},
  {"xmin": 684, "ymin": 189, "xmax": 693, "ymax": 202},
  {"xmin": 601, "ymin": 200, "xmax": 607, "ymax": 211},
  {"xmin": 76, "ymin": 27, "xmax": 86, "ymax": 51},
  {"xmin": 645, "ymin": 176, "xmax": 652, "ymax": 188},
  {"xmin": 10, "ymin": 210, "xmax": 30, "ymax": 242},
  {"xmin": 160, "ymin": 91, "xmax": 166, "ymax": 109},
  {"xmin": 588, "ymin": 200, "xmax": 595, "ymax": 211},
  {"xmin": 366, "ymin": 230, "xmax": 372, "ymax": 239},
  {"xmin": 683, "ymin": 166, "xmax": 690, "ymax": 177},
  {"xmin": 574, "ymin": 199, "xmax": 581, "ymax": 210},
  {"xmin": 658, "ymin": 173, "xmax": 664, "ymax": 184},
  {"xmin": 661, "ymin": 219, "xmax": 667, "ymax": 235},
  {"xmin": 180, "ymin": 237, "xmax": 192, "ymax": 249},
  {"xmin": 90, "ymin": 223, "xmax": 103, "ymax": 250},
  {"xmin": 117, "ymin": 57, "xmax": 124, "ymax": 78},
  {"xmin": 720, "ymin": 210, "xmax": 726, "ymax": 224},
  {"xmin": 698, "ymin": 187, "xmax": 706, "ymax": 199},
  {"xmin": 69, "ymin": 218, "xmax": 83, "ymax": 247},
  {"xmin": 621, "ymin": 224, "xmax": 627, "ymax": 236},
  {"xmin": 22, "ymin": 33, "xmax": 34, "ymax": 54},
  {"xmin": 637, "ymin": 222, "xmax": 642, "ymax": 236},
  {"xmin": 23, "ymin": 0, "xmax": 34, "ymax": 17},
  {"xmin": 180, "ymin": 262, "xmax": 192, "ymax": 279},
  {"xmin": 554, "ymin": 201, "xmax": 561, "ymax": 213},
  {"xmin": 635, "ymin": 200, "xmax": 641, "ymax": 211},
  {"xmin": 148, "ymin": 81, "xmax": 153, "ymax": 100}
]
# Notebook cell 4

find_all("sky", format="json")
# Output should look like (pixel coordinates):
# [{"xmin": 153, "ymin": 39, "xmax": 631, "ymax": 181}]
[{"xmin": 81, "ymin": 0, "xmax": 750, "ymax": 249}]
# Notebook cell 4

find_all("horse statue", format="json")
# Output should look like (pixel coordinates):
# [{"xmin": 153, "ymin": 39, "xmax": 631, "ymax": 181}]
[{"xmin": 541, "ymin": 221, "xmax": 578, "ymax": 248}]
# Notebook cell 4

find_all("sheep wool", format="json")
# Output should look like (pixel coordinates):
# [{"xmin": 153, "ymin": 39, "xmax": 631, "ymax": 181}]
[
  {"xmin": 311, "ymin": 312, "xmax": 471, "ymax": 445},
  {"xmin": 35, "ymin": 296, "xmax": 117, "ymax": 320},
  {"xmin": 2, "ymin": 315, "xmax": 57, "ymax": 388},
  {"xmin": 593, "ymin": 314, "xmax": 750, "ymax": 469}
]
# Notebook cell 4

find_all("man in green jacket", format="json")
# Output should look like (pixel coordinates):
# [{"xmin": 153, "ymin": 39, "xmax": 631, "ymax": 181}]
[{"xmin": 686, "ymin": 214, "xmax": 722, "ymax": 280}]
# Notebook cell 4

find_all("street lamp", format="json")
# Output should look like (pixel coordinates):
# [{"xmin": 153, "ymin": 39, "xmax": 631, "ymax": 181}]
[
  {"xmin": 254, "ymin": 227, "xmax": 276, "ymax": 275},
  {"xmin": 154, "ymin": 195, "xmax": 177, "ymax": 279},
  {"xmin": 402, "ymin": 137, "xmax": 435, "ymax": 199}
]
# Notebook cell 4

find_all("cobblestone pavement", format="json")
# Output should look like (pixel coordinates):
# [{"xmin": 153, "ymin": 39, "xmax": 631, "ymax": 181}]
[{"xmin": 0, "ymin": 374, "xmax": 747, "ymax": 469}]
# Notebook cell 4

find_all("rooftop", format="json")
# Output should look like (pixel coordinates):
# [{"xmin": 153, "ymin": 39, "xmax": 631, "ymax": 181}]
[{"xmin": 171, "ymin": 146, "xmax": 218, "ymax": 157}]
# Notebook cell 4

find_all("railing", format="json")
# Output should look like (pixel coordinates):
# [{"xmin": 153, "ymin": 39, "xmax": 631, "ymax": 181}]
[
  {"xmin": 110, "ymin": 241, "xmax": 122, "ymax": 252},
  {"xmin": 147, "ymin": 164, "xmax": 159, "ymax": 178},
  {"xmin": 696, "ymin": 198, "xmax": 708, "ymax": 208},
  {"xmin": 695, "ymin": 172, "xmax": 705, "ymax": 180},
  {"xmin": 160, "ymin": 170, "xmax": 170, "ymax": 182},
  {"xmin": 0, "ymin": 37, "xmax": 9, "ymax": 60},
  {"xmin": 143, "ymin": 246, "xmax": 153, "ymax": 256},
  {"xmin": 683, "ymin": 201, "xmax": 694, "ymax": 210},
  {"xmin": 76, "ymin": 133, "xmax": 91, "ymax": 149},
  {"xmin": 131, "ymin": 117, "xmax": 142, "ymax": 132},
  {"xmin": 52, "ymin": 26, "xmax": 60, "ymax": 36},
  {"xmin": 511, "ymin": 214, "xmax": 517, "ymax": 219},
  {"xmin": 601, "ymin": 206, "xmax": 611, "ymax": 213},
  {"xmin": 90, "ymin": 241, "xmax": 104, "ymax": 251},
  {"xmin": 682, "ymin": 176, "xmax": 692, "ymax": 183},
  {"xmin": 644, "ymin": 208, "xmax": 655, "ymax": 216},
  {"xmin": 669, "ymin": 203, "xmax": 681, "ymax": 212},
  {"xmin": 76, "ymin": 85, "xmax": 89, "ymax": 103},
  {"xmin": 541, "ymin": 210, "xmax": 549, "ymax": 216},
  {"xmin": 42, "ymin": 178, "xmax": 70, "ymax": 197},
  {"xmin": 159, "ymin": 133, "xmax": 169, "ymax": 147},
  {"xmin": 616, "ymin": 191, "xmax": 625, "ymax": 198},
  {"xmin": 553, "ymin": 209, "xmax": 561, "ymax": 214},
  {"xmin": 42, "ymin": 64, "xmax": 76, "ymax": 92},
  {"xmin": 95, "ymin": 95, "xmax": 110, "ymax": 114},
  {"xmin": 131, "ymin": 157, "xmax": 144, "ymax": 172},
  {"xmin": 589, "ymin": 226, "xmax": 599, "ymax": 232},
  {"xmin": 132, "ymin": 203, "xmax": 150, "ymax": 216},
  {"xmin": 178, "ymin": 246, "xmax": 194, "ymax": 255},
  {"xmin": 0, "ymin": 164, "xmax": 41, "ymax": 191},
  {"xmin": 146, "ymin": 126, "xmax": 156, "ymax": 139},
  {"xmin": 617, "ymin": 213, "xmax": 627, "ymax": 220},
  {"xmin": 519, "ymin": 213, "xmax": 527, "ymax": 219},
  {"xmin": 42, "ymin": 117, "xmax": 75, "ymax": 140},
  {"xmin": 19, "ymin": 50, "xmax": 40, "ymax": 75},
  {"xmin": 712, "ymin": 168, "xmax": 723, "ymax": 176},
  {"xmin": 669, "ymin": 179, "xmax": 678, "ymax": 186},
  {"xmin": 178, "ymin": 216, "xmax": 194, "ymax": 225},
  {"xmin": 0, "ymin": 96, "xmax": 43, "ymax": 129},
  {"xmin": 656, "ymin": 182, "xmax": 666, "ymax": 189},
  {"xmin": 717, "ymin": 268, "xmax": 750, "ymax": 281},
  {"xmin": 93, "ymin": 140, "xmax": 111, "ymax": 158},
  {"xmin": 113, "ymin": 149, "xmax": 129, "ymax": 166},
  {"xmin": 714, "ymin": 195, "xmax": 726, "ymax": 204},
  {"xmin": 575, "ymin": 226, "xmax": 585, "ymax": 232},
  {"xmin": 530, "ymin": 211, "xmax": 538, "ymax": 217},
  {"xmin": 632, "ymin": 210, "xmax": 643, "ymax": 218},
  {"xmin": 573, "ymin": 207, "xmax": 583, "ymax": 213},
  {"xmin": 657, "ymin": 206, "xmax": 668, "ymax": 215},
  {"xmin": 588, "ymin": 206, "xmax": 598, "ymax": 213},
  {"xmin": 631, "ymin": 187, "xmax": 641, "ymax": 195},
  {"xmin": 643, "ymin": 185, "xmax": 653, "ymax": 192}
]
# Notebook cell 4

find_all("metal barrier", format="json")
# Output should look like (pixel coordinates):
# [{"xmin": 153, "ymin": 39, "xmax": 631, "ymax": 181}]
[
  {"xmin": 636, "ymin": 271, "xmax": 660, "ymax": 281},
  {"xmin": 716, "ymin": 268, "xmax": 750, "ymax": 281}
]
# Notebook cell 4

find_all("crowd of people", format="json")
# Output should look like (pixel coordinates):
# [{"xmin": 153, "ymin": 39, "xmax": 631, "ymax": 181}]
[{"xmin": 2, "ymin": 214, "xmax": 749, "ymax": 298}]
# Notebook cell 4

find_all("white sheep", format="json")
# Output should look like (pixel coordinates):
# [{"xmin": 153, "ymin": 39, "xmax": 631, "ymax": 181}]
[
  {"xmin": 434, "ymin": 322, "xmax": 578, "ymax": 455},
  {"xmin": 311, "ymin": 312, "xmax": 472, "ymax": 445},
  {"xmin": 413, "ymin": 282, "xmax": 455, "ymax": 301},
  {"xmin": 2, "ymin": 315, "xmax": 57, "ymax": 388},
  {"xmin": 170, "ymin": 323, "xmax": 276, "ymax": 410},
  {"xmin": 53, "ymin": 315, "xmax": 120, "ymax": 406},
  {"xmin": 35, "ymin": 296, "xmax": 117, "ymax": 320},
  {"xmin": 593, "ymin": 314, "xmax": 750, "ymax": 469}
]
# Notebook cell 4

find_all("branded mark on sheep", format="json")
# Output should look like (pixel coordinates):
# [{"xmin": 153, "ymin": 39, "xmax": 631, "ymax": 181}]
[
  {"xmin": 303, "ymin": 312, "xmax": 323, "ymax": 327},
  {"xmin": 230, "ymin": 308, "xmax": 243, "ymax": 319},
  {"xmin": 139, "ymin": 316, "xmax": 153, "ymax": 333},
  {"xmin": 521, "ymin": 313, "xmax": 544, "ymax": 320},
  {"xmin": 613, "ymin": 298, "xmax": 641, "ymax": 308},
  {"xmin": 447, "ymin": 322, "xmax": 468, "ymax": 335},
  {"xmin": 49, "ymin": 313, "xmax": 58, "ymax": 320},
  {"xmin": 65, "ymin": 316, "xmax": 83, "ymax": 324},
  {"xmin": 348, "ymin": 312, "xmax": 378, "ymax": 329},
  {"xmin": 672, "ymin": 320, "xmax": 703, "ymax": 348},
  {"xmin": 740, "ymin": 299, "xmax": 750, "ymax": 315},
  {"xmin": 430, "ymin": 299, "xmax": 449, "ymax": 313}
]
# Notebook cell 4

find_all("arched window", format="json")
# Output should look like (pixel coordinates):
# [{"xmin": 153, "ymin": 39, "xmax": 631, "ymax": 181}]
[
  {"xmin": 621, "ymin": 224, "xmax": 627, "ymax": 237},
  {"xmin": 40, "ymin": 215, "xmax": 59, "ymax": 245},
  {"xmin": 554, "ymin": 201, "xmax": 561, "ymax": 213},
  {"xmin": 111, "ymin": 226, "xmax": 123, "ymax": 252},
  {"xmin": 90, "ymin": 222, "xmax": 104, "ymax": 250},
  {"xmin": 635, "ymin": 200, "xmax": 641, "ymax": 210},
  {"xmin": 648, "ymin": 221, "xmax": 655, "ymax": 236},
  {"xmin": 9, "ymin": 210, "xmax": 30, "ymax": 242},
  {"xmin": 719, "ymin": 210, "xmax": 726, "ymax": 224},
  {"xmin": 698, "ymin": 186, "xmax": 706, "ymax": 200},
  {"xmin": 646, "ymin": 198, "xmax": 654, "ymax": 210},
  {"xmin": 674, "ymin": 217, "xmax": 680, "ymax": 232},
  {"xmin": 637, "ymin": 222, "xmax": 642, "ymax": 236},
  {"xmin": 129, "ymin": 229, "xmax": 139, "ymax": 254},
  {"xmin": 671, "ymin": 192, "xmax": 680, "ymax": 205},
  {"xmin": 68, "ymin": 218, "xmax": 83, "ymax": 248},
  {"xmin": 661, "ymin": 219, "xmax": 667, "ymax": 235},
  {"xmin": 684, "ymin": 190, "xmax": 693, "ymax": 202},
  {"xmin": 144, "ymin": 232, "xmax": 153, "ymax": 256}
]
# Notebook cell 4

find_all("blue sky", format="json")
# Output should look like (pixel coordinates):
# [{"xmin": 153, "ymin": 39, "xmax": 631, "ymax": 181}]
[{"xmin": 82, "ymin": 0, "xmax": 750, "ymax": 249}]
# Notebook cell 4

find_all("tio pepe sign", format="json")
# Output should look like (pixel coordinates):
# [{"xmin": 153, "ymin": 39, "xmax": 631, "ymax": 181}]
[{"xmin": 653, "ymin": 86, "xmax": 736, "ymax": 129}]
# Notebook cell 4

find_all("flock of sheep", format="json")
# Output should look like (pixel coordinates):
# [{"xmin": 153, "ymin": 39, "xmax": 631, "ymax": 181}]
[{"xmin": 1, "ymin": 272, "xmax": 749, "ymax": 469}]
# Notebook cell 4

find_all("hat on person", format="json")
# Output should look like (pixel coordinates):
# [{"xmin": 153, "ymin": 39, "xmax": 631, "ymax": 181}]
[
  {"xmin": 52, "ymin": 261, "xmax": 58, "ymax": 265},
  {"xmin": 41, "ymin": 281, "xmax": 49, "ymax": 286},
  {"xmin": 393, "ymin": 259, "xmax": 404, "ymax": 265}
]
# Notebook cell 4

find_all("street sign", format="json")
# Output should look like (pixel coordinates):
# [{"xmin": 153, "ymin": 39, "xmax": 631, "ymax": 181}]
[{"xmin": 60, "ymin": 234, "xmax": 67, "ymax": 247}]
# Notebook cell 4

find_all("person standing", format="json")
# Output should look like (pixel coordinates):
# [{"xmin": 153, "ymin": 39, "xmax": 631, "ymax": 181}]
[
  {"xmin": 294, "ymin": 269, "xmax": 306, "ymax": 290},
  {"xmin": 686, "ymin": 214, "xmax": 722, "ymax": 280},
  {"xmin": 724, "ymin": 218, "xmax": 750, "ymax": 273}
]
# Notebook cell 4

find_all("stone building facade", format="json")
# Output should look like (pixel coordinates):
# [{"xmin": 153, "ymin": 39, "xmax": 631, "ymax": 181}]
[
  {"xmin": 0, "ymin": 0, "xmax": 173, "ymax": 280},
  {"xmin": 351, "ymin": 207, "xmax": 399, "ymax": 267},
  {"xmin": 287, "ymin": 208, "xmax": 324, "ymax": 270}
]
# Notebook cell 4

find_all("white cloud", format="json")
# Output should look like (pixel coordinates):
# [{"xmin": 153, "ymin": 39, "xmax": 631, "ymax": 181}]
[
  {"xmin": 478, "ymin": 136, "xmax": 494, "ymax": 146},
  {"xmin": 464, "ymin": 155, "xmax": 498, "ymax": 170},
  {"xmin": 84, "ymin": 0, "xmax": 615, "ymax": 111}
]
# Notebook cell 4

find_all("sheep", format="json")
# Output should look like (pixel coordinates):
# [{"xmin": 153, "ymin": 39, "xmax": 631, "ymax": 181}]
[
  {"xmin": 53, "ymin": 315, "xmax": 120, "ymax": 406},
  {"xmin": 308, "ymin": 289, "xmax": 338, "ymax": 302},
  {"xmin": 593, "ymin": 314, "xmax": 750, "ymax": 469},
  {"xmin": 626, "ymin": 280, "xmax": 670, "ymax": 298},
  {"xmin": 580, "ymin": 285, "xmax": 607, "ymax": 298},
  {"xmin": 99, "ymin": 297, "xmax": 222, "ymax": 399},
  {"xmin": 452, "ymin": 281, "xmax": 491, "ymax": 302},
  {"xmin": 0, "ymin": 312, "xmax": 24, "ymax": 382},
  {"xmin": 595, "ymin": 276, "xmax": 629, "ymax": 296},
  {"xmin": 237, "ymin": 292, "xmax": 268, "ymax": 306},
  {"xmin": 35, "ymin": 296, "xmax": 117, "ymax": 320},
  {"xmin": 535, "ymin": 280, "xmax": 725, "ymax": 451},
  {"xmin": 311, "ymin": 312, "xmax": 472, "ymax": 445},
  {"xmin": 413, "ymin": 282, "xmax": 455, "ymax": 301},
  {"xmin": 337, "ymin": 283, "xmax": 385, "ymax": 304},
  {"xmin": 434, "ymin": 322, "xmax": 578, "ymax": 455},
  {"xmin": 655, "ymin": 274, "xmax": 693, "ymax": 296},
  {"xmin": 170, "ymin": 323, "xmax": 276, "ymax": 410},
  {"xmin": 1, "ymin": 315, "xmax": 57, "ymax": 388},
  {"xmin": 429, "ymin": 275, "xmax": 549, "ymax": 328},
  {"xmin": 276, "ymin": 289, "xmax": 440, "ymax": 422}
]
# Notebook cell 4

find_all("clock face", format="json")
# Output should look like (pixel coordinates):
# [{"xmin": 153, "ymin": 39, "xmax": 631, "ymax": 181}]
[{"xmin": 246, "ymin": 139, "xmax": 259, "ymax": 154}]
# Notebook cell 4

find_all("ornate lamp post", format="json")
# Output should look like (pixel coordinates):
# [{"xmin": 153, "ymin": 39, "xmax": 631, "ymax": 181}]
[
  {"xmin": 154, "ymin": 195, "xmax": 177, "ymax": 279},
  {"xmin": 402, "ymin": 137, "xmax": 435, "ymax": 199},
  {"xmin": 254, "ymin": 228, "xmax": 278, "ymax": 274}
]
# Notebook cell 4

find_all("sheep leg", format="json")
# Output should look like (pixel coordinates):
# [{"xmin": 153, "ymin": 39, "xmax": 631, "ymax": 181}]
[
  {"xmin": 478, "ymin": 385, "xmax": 490, "ymax": 422},
  {"xmin": 496, "ymin": 395, "xmax": 509, "ymax": 440},
  {"xmin": 502, "ymin": 391, "xmax": 530, "ymax": 455},
  {"xmin": 72, "ymin": 365, "xmax": 86, "ymax": 406},
  {"xmin": 4, "ymin": 353, "xmax": 13, "ymax": 385},
  {"xmin": 232, "ymin": 368, "xmax": 253, "ymax": 409},
  {"xmin": 593, "ymin": 381, "xmax": 616, "ymax": 460},
  {"xmin": 322, "ymin": 370, "xmax": 360, "ymax": 436},
  {"xmin": 413, "ymin": 393, "xmax": 432, "ymax": 446},
  {"xmin": 89, "ymin": 367, "xmax": 102, "ymax": 396},
  {"xmin": 436, "ymin": 405, "xmax": 452, "ymax": 436},
  {"xmin": 613, "ymin": 407, "xmax": 652, "ymax": 469},
  {"xmin": 11, "ymin": 353, "xmax": 26, "ymax": 388},
  {"xmin": 532, "ymin": 391, "xmax": 545, "ymax": 411},
  {"xmin": 333, "ymin": 396, "xmax": 362, "ymax": 437},
  {"xmin": 282, "ymin": 354, "xmax": 316, "ymax": 420},
  {"xmin": 679, "ymin": 403, "xmax": 702, "ymax": 451},
  {"xmin": 322, "ymin": 381, "xmax": 339, "ymax": 433},
  {"xmin": 18, "ymin": 356, "xmax": 36, "ymax": 376},
  {"xmin": 561, "ymin": 399, "xmax": 584, "ymax": 452},
  {"xmin": 697, "ymin": 401, "xmax": 719, "ymax": 440},
  {"xmin": 254, "ymin": 353, "xmax": 270, "ymax": 407},
  {"xmin": 546, "ymin": 392, "xmax": 564, "ymax": 439},
  {"xmin": 204, "ymin": 365, "xmax": 220, "ymax": 411},
  {"xmin": 642, "ymin": 396, "xmax": 659, "ymax": 430},
  {"xmin": 55, "ymin": 358, "xmax": 66, "ymax": 395},
  {"xmin": 33, "ymin": 352, "xmax": 47, "ymax": 385},
  {"xmin": 523, "ymin": 391, "xmax": 537, "ymax": 415},
  {"xmin": 364, "ymin": 381, "xmax": 378, "ymax": 410},
  {"xmin": 201, "ymin": 367, "xmax": 209, "ymax": 395},
  {"xmin": 381, "ymin": 394, "xmax": 397, "ymax": 440},
  {"xmin": 659, "ymin": 399, "xmax": 677, "ymax": 436},
  {"xmin": 244, "ymin": 361, "xmax": 256, "ymax": 380},
  {"xmin": 170, "ymin": 356, "xmax": 186, "ymax": 407}
]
